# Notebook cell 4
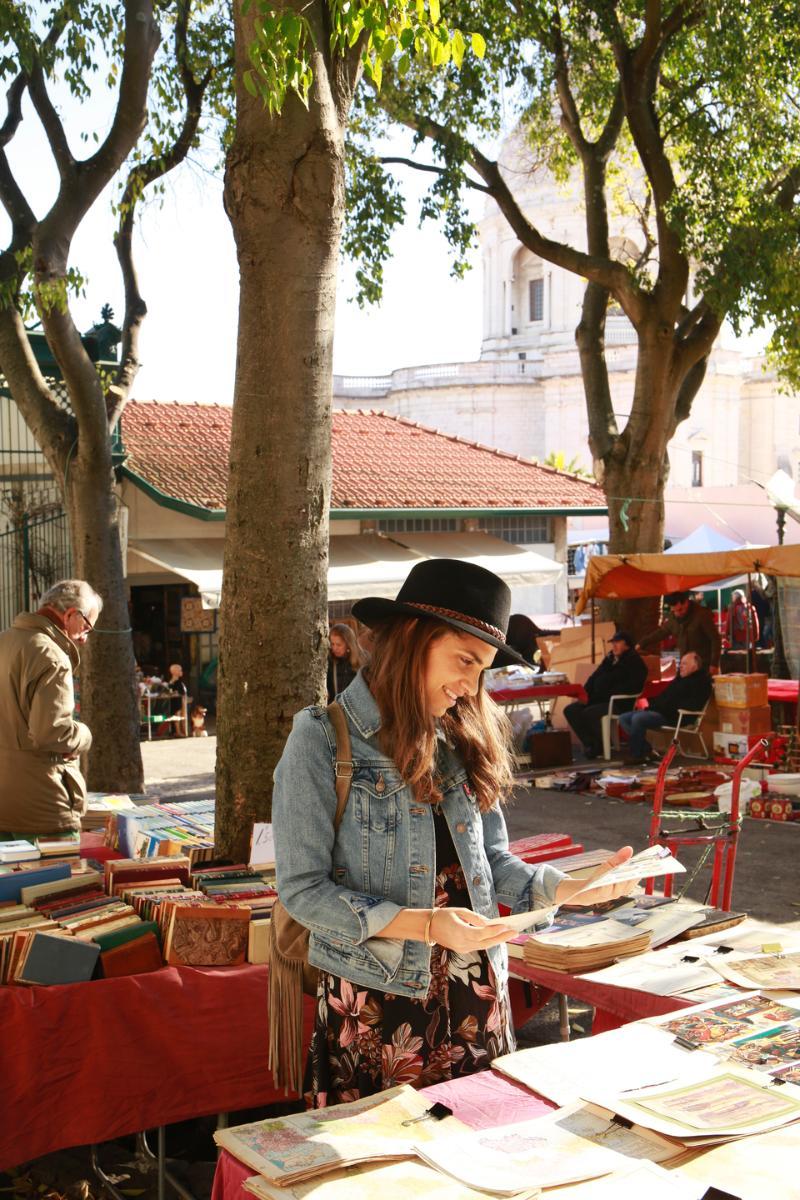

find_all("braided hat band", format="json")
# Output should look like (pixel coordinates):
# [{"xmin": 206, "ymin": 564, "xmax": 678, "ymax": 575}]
[{"xmin": 405, "ymin": 602, "xmax": 506, "ymax": 644}]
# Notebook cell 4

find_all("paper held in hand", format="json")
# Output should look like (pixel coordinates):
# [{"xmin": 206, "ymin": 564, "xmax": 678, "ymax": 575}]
[
  {"xmin": 486, "ymin": 846, "xmax": 685, "ymax": 933},
  {"xmin": 569, "ymin": 845, "xmax": 685, "ymax": 898}
]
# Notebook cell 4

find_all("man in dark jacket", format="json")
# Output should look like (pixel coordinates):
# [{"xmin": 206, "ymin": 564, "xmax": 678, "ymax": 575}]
[
  {"xmin": 637, "ymin": 591, "xmax": 721, "ymax": 672},
  {"xmin": 564, "ymin": 631, "xmax": 648, "ymax": 758},
  {"xmin": 618, "ymin": 651, "xmax": 712, "ymax": 763}
]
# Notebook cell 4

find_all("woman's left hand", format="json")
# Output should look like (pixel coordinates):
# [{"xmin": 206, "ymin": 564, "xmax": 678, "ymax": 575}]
[{"xmin": 553, "ymin": 846, "xmax": 639, "ymax": 908}]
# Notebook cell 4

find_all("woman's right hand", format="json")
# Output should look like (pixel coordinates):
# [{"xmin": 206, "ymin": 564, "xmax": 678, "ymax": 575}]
[{"xmin": 427, "ymin": 907, "xmax": 515, "ymax": 951}]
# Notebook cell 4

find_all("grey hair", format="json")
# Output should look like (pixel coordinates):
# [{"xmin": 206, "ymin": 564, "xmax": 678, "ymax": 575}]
[{"xmin": 40, "ymin": 579, "xmax": 104, "ymax": 616}]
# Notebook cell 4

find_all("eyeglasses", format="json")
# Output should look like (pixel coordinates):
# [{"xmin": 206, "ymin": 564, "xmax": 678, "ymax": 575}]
[{"xmin": 74, "ymin": 609, "xmax": 95, "ymax": 633}]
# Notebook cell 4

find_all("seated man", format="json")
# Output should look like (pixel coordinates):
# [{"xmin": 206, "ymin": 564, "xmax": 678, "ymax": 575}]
[
  {"xmin": 618, "ymin": 651, "xmax": 712, "ymax": 764},
  {"xmin": 563, "ymin": 631, "xmax": 648, "ymax": 759}
]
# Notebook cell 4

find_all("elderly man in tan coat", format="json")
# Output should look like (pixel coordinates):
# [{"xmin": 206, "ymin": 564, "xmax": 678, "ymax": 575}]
[{"xmin": 0, "ymin": 579, "xmax": 102, "ymax": 836}]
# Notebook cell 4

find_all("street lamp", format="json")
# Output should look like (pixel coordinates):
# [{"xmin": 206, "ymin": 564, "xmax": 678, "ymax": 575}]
[{"xmin": 763, "ymin": 469, "xmax": 798, "ymax": 678}]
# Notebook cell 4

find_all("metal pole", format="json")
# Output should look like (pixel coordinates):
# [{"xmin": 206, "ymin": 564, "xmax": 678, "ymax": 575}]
[
  {"xmin": 745, "ymin": 572, "xmax": 753, "ymax": 674},
  {"xmin": 591, "ymin": 602, "xmax": 597, "ymax": 663}
]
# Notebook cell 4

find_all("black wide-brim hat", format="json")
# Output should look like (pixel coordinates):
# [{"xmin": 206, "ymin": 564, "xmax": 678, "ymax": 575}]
[{"xmin": 351, "ymin": 558, "xmax": 527, "ymax": 668}]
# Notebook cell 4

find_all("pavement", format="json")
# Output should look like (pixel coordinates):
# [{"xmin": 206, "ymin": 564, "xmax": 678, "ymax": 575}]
[{"xmin": 142, "ymin": 734, "xmax": 800, "ymax": 931}]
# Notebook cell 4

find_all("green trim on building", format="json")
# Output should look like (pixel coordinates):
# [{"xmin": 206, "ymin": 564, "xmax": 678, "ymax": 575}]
[
  {"xmin": 122, "ymin": 466, "xmax": 607, "ymax": 523},
  {"xmin": 120, "ymin": 465, "xmax": 226, "ymax": 521},
  {"xmin": 331, "ymin": 506, "xmax": 607, "ymax": 519}
]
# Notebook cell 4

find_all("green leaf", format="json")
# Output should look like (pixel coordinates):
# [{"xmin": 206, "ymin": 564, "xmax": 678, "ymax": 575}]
[
  {"xmin": 452, "ymin": 30, "xmax": 465, "ymax": 69},
  {"xmin": 242, "ymin": 69, "xmax": 258, "ymax": 97},
  {"xmin": 429, "ymin": 0, "xmax": 440, "ymax": 25},
  {"xmin": 471, "ymin": 32, "xmax": 486, "ymax": 59}
]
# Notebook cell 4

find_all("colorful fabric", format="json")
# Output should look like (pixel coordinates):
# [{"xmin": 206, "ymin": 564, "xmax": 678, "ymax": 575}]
[{"xmin": 307, "ymin": 810, "xmax": 514, "ymax": 1106}]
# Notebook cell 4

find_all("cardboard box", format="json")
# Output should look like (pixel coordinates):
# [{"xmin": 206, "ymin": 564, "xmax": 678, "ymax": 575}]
[
  {"xmin": 529, "ymin": 730, "xmax": 573, "ymax": 769},
  {"xmin": 713, "ymin": 731, "xmax": 765, "ymax": 760},
  {"xmin": 717, "ymin": 704, "xmax": 772, "ymax": 735},
  {"xmin": 712, "ymin": 673, "xmax": 768, "ymax": 709}
]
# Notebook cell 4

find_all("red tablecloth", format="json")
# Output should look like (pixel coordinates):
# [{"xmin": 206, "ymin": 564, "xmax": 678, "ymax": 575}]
[
  {"xmin": 487, "ymin": 682, "xmax": 586, "ymax": 705},
  {"xmin": 0, "ymin": 964, "xmax": 314, "ymax": 1172},
  {"xmin": 508, "ymin": 959, "xmax": 693, "ymax": 1033},
  {"xmin": 768, "ymin": 679, "xmax": 799, "ymax": 703},
  {"xmin": 211, "ymin": 1072, "xmax": 555, "ymax": 1200}
]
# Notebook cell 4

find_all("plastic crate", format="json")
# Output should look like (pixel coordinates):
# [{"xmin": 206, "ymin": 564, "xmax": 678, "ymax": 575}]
[{"xmin": 712, "ymin": 673, "xmax": 768, "ymax": 709}]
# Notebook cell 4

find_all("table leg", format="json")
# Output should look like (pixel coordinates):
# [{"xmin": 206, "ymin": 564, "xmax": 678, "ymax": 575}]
[{"xmin": 558, "ymin": 993, "xmax": 570, "ymax": 1041}]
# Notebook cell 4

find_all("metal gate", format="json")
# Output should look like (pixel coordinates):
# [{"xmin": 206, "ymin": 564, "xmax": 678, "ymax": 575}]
[{"xmin": 0, "ymin": 508, "xmax": 72, "ymax": 630}]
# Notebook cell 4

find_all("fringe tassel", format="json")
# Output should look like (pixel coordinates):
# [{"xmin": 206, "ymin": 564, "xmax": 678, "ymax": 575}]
[{"xmin": 267, "ymin": 918, "xmax": 307, "ymax": 1095}]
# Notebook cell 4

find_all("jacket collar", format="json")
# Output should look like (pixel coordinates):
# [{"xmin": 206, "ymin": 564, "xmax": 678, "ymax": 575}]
[
  {"xmin": 13, "ymin": 611, "xmax": 81, "ymax": 670},
  {"xmin": 338, "ymin": 670, "xmax": 382, "ymax": 740}
]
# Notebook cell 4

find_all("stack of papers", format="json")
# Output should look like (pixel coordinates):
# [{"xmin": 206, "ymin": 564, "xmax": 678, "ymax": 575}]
[{"xmin": 523, "ymin": 919, "xmax": 652, "ymax": 972}]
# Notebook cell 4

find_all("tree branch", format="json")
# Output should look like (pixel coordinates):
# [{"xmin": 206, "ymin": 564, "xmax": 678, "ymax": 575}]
[
  {"xmin": 379, "ymin": 155, "xmax": 490, "ymax": 192},
  {"xmin": 551, "ymin": 9, "xmax": 587, "ymax": 154},
  {"xmin": 0, "ymin": 306, "xmax": 76, "ymax": 478},
  {"xmin": 27, "ymin": 61, "xmax": 75, "ymax": 179},
  {"xmin": 378, "ymin": 101, "xmax": 647, "ymax": 322},
  {"xmin": 0, "ymin": 74, "xmax": 26, "ymax": 149},
  {"xmin": 111, "ymin": 0, "xmax": 214, "ymax": 424}
]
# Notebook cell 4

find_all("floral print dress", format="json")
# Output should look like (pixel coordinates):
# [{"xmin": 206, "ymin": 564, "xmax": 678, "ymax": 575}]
[{"xmin": 307, "ymin": 807, "xmax": 515, "ymax": 1107}]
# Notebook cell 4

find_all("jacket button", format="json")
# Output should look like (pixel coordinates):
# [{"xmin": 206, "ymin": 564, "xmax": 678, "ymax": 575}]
[
  {"xmin": 375, "ymin": 773, "xmax": 385, "ymax": 793},
  {"xmin": 472, "ymin": 875, "xmax": 482, "ymax": 886},
  {"xmin": 456, "ymin": 822, "xmax": 466, "ymax": 833}
]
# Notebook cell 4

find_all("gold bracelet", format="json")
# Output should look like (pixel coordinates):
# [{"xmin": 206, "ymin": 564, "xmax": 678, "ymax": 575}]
[{"xmin": 423, "ymin": 908, "xmax": 437, "ymax": 946}]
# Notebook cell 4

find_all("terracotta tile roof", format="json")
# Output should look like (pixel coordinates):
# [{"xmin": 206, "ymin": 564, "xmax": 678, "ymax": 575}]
[{"xmin": 120, "ymin": 401, "xmax": 606, "ymax": 514}]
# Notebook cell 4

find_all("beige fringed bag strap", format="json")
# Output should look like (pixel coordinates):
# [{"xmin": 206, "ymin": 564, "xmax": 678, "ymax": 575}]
[{"xmin": 267, "ymin": 700, "xmax": 354, "ymax": 1094}]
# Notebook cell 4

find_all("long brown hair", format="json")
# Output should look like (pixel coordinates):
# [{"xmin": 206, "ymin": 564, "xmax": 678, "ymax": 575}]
[
  {"xmin": 365, "ymin": 616, "xmax": 513, "ymax": 812},
  {"xmin": 329, "ymin": 622, "xmax": 363, "ymax": 669}
]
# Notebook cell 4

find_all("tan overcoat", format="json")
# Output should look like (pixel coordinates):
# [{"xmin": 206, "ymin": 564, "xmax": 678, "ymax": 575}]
[{"xmin": 0, "ymin": 612, "xmax": 92, "ymax": 834}]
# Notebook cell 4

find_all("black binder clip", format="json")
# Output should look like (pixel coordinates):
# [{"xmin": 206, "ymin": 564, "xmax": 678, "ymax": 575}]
[
  {"xmin": 673, "ymin": 1034, "xmax": 700, "ymax": 1051},
  {"xmin": 680, "ymin": 954, "xmax": 700, "ymax": 963},
  {"xmin": 401, "ymin": 1102, "xmax": 453, "ymax": 1126},
  {"xmin": 714, "ymin": 945, "xmax": 735, "ymax": 954}
]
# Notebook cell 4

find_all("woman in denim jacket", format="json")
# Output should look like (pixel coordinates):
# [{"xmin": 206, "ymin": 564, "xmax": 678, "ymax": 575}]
[{"xmin": 273, "ymin": 560, "xmax": 635, "ymax": 1105}]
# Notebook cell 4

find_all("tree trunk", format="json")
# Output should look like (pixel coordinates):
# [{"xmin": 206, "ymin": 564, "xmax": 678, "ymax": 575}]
[
  {"xmin": 65, "ymin": 439, "xmax": 144, "ymax": 793},
  {"xmin": 601, "ymin": 333, "xmax": 680, "ymax": 640},
  {"xmin": 217, "ymin": 7, "xmax": 351, "ymax": 859}
]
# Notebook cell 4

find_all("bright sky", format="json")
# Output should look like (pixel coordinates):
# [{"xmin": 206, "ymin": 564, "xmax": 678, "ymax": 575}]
[{"xmin": 0, "ymin": 78, "xmax": 487, "ymax": 405}]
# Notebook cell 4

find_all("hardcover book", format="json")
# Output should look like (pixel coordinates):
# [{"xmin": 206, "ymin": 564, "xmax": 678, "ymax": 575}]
[
  {"xmin": 15, "ymin": 930, "xmax": 101, "ymax": 985},
  {"xmin": 164, "ymin": 904, "xmax": 250, "ymax": 966}
]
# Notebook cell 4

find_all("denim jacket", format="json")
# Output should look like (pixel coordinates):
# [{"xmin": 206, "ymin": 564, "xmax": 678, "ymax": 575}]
[{"xmin": 272, "ymin": 671, "xmax": 566, "ymax": 999}]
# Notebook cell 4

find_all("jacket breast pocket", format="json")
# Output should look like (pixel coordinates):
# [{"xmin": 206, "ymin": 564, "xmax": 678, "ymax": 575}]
[{"xmin": 348, "ymin": 768, "xmax": 405, "ymax": 896}]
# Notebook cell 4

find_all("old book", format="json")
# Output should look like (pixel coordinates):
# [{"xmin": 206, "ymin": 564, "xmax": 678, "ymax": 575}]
[
  {"xmin": 0, "ymin": 862, "xmax": 71, "ymax": 903},
  {"xmin": 0, "ymin": 840, "xmax": 40, "ymax": 863},
  {"xmin": 100, "ymin": 931, "xmax": 164, "ymax": 978},
  {"xmin": 523, "ymin": 919, "xmax": 651, "ymax": 972},
  {"xmin": 92, "ymin": 919, "xmax": 161, "ymax": 952},
  {"xmin": 15, "ymin": 930, "xmax": 100, "ymax": 985},
  {"xmin": 20, "ymin": 868, "xmax": 102, "ymax": 906},
  {"xmin": 247, "ymin": 918, "xmax": 270, "ymax": 964},
  {"xmin": 164, "ymin": 904, "xmax": 250, "ymax": 966}
]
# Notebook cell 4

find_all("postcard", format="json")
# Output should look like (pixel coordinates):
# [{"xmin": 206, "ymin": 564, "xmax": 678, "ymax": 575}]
[
  {"xmin": 571, "ymin": 845, "xmax": 685, "ymax": 897},
  {"xmin": 241, "ymin": 1159, "xmax": 540, "ymax": 1200},
  {"xmin": 485, "ymin": 904, "xmax": 557, "ymax": 932},
  {"xmin": 722, "ymin": 1022, "xmax": 800, "ymax": 1073},
  {"xmin": 630, "ymin": 1072, "xmax": 800, "ymax": 1134},
  {"xmin": 658, "ymin": 995, "xmax": 799, "ymax": 1047}
]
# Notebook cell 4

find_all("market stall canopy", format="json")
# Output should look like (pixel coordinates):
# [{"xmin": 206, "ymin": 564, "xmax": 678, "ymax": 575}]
[
  {"xmin": 129, "ymin": 539, "xmax": 224, "ymax": 609},
  {"xmin": 575, "ymin": 544, "xmax": 800, "ymax": 614},
  {"xmin": 327, "ymin": 534, "xmax": 424, "ymax": 600},
  {"xmin": 130, "ymin": 530, "xmax": 562, "ymax": 608},
  {"xmin": 664, "ymin": 524, "xmax": 745, "ymax": 555},
  {"xmin": 389, "ymin": 531, "xmax": 563, "ymax": 589}
]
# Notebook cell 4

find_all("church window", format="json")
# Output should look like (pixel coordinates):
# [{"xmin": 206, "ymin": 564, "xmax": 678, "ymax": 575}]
[
  {"xmin": 691, "ymin": 451, "xmax": 703, "ymax": 487},
  {"xmin": 529, "ymin": 278, "xmax": 544, "ymax": 322}
]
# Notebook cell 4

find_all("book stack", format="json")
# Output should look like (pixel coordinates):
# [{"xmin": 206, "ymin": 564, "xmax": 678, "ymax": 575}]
[
  {"xmin": 36, "ymin": 831, "xmax": 82, "ymax": 859},
  {"xmin": 193, "ymin": 865, "xmax": 278, "ymax": 963},
  {"xmin": 109, "ymin": 800, "xmax": 216, "ymax": 863},
  {"xmin": 6, "ymin": 930, "xmax": 100, "ymax": 986},
  {"xmin": 0, "ymin": 839, "xmax": 40, "ymax": 864},
  {"xmin": 523, "ymin": 918, "xmax": 652, "ymax": 972},
  {"xmin": 81, "ymin": 792, "xmax": 138, "ymax": 832}
]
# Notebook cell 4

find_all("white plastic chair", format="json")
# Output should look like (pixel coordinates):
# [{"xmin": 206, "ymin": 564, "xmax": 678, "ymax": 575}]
[
  {"xmin": 657, "ymin": 702, "xmax": 710, "ymax": 759},
  {"xmin": 601, "ymin": 693, "xmax": 643, "ymax": 760}
]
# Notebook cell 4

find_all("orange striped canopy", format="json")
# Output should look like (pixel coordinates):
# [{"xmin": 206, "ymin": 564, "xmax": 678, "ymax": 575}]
[{"xmin": 575, "ymin": 544, "xmax": 800, "ymax": 614}]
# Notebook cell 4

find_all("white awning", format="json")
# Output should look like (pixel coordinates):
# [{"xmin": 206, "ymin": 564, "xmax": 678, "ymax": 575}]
[
  {"xmin": 389, "ymin": 531, "xmax": 563, "ymax": 588},
  {"xmin": 128, "ymin": 539, "xmax": 224, "ymax": 609},
  {"xmin": 129, "ymin": 529, "xmax": 563, "ymax": 609},
  {"xmin": 328, "ymin": 534, "xmax": 424, "ymax": 600}
]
